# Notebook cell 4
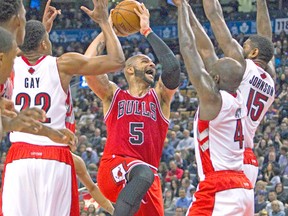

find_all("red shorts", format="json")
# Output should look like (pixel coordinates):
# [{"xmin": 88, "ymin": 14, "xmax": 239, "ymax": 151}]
[
  {"xmin": 97, "ymin": 154, "xmax": 164, "ymax": 216},
  {"xmin": 187, "ymin": 170, "xmax": 253, "ymax": 216},
  {"xmin": 243, "ymin": 148, "xmax": 259, "ymax": 186}
]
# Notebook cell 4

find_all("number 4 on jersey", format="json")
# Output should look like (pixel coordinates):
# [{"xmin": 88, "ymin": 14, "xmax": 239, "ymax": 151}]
[{"xmin": 234, "ymin": 119, "xmax": 244, "ymax": 149}]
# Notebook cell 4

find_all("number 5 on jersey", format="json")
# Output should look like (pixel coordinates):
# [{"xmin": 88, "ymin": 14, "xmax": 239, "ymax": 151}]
[{"xmin": 129, "ymin": 122, "xmax": 144, "ymax": 145}]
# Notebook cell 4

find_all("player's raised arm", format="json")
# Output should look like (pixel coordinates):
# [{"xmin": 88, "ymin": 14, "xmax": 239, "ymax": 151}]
[
  {"xmin": 173, "ymin": 0, "xmax": 218, "ymax": 72},
  {"xmin": 256, "ymin": 0, "xmax": 276, "ymax": 80},
  {"xmin": 256, "ymin": 0, "xmax": 272, "ymax": 39},
  {"xmin": 84, "ymin": 33, "xmax": 116, "ymax": 101},
  {"xmin": 57, "ymin": 0, "xmax": 125, "ymax": 76},
  {"xmin": 177, "ymin": 1, "xmax": 221, "ymax": 120},
  {"xmin": 84, "ymin": 15, "xmax": 119, "ymax": 105},
  {"xmin": 202, "ymin": 0, "xmax": 244, "ymax": 65},
  {"xmin": 134, "ymin": 3, "xmax": 180, "ymax": 106}
]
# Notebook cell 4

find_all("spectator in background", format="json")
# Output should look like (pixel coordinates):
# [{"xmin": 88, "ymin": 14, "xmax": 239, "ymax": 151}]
[
  {"xmin": 181, "ymin": 177, "xmax": 195, "ymax": 199},
  {"xmin": 275, "ymin": 183, "xmax": 288, "ymax": 205},
  {"xmin": 175, "ymin": 188, "xmax": 191, "ymax": 214},
  {"xmin": 162, "ymin": 137, "xmax": 175, "ymax": 164},
  {"xmin": 165, "ymin": 160, "xmax": 184, "ymax": 182},
  {"xmin": 255, "ymin": 190, "xmax": 268, "ymax": 214},
  {"xmin": 174, "ymin": 152, "xmax": 187, "ymax": 170},
  {"xmin": 81, "ymin": 146, "xmax": 99, "ymax": 167},
  {"xmin": 169, "ymin": 130, "xmax": 180, "ymax": 148},
  {"xmin": 90, "ymin": 128, "xmax": 102, "ymax": 150},
  {"xmin": 270, "ymin": 200, "xmax": 285, "ymax": 216},
  {"xmin": 96, "ymin": 137, "xmax": 106, "ymax": 156},
  {"xmin": 163, "ymin": 189, "xmax": 177, "ymax": 213},
  {"xmin": 176, "ymin": 129, "xmax": 194, "ymax": 152},
  {"xmin": 170, "ymin": 179, "xmax": 181, "ymax": 198},
  {"xmin": 266, "ymin": 191, "xmax": 284, "ymax": 215}
]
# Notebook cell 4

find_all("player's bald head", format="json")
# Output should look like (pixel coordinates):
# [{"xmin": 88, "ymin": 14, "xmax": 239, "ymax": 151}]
[{"xmin": 210, "ymin": 57, "xmax": 244, "ymax": 92}]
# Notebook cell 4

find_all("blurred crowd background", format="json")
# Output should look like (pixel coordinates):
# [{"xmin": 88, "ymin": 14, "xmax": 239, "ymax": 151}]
[{"xmin": 0, "ymin": 0, "xmax": 288, "ymax": 215}]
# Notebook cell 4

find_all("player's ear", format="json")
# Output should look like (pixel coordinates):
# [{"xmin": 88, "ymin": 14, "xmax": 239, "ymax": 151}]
[
  {"xmin": 213, "ymin": 74, "xmax": 220, "ymax": 83},
  {"xmin": 249, "ymin": 48, "xmax": 259, "ymax": 59},
  {"xmin": 126, "ymin": 65, "xmax": 134, "ymax": 75},
  {"xmin": 41, "ymin": 40, "xmax": 48, "ymax": 50}
]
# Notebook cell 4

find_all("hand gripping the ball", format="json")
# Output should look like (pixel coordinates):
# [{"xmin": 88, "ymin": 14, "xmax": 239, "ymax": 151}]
[
  {"xmin": 81, "ymin": 0, "xmax": 109, "ymax": 25},
  {"xmin": 134, "ymin": 3, "xmax": 151, "ymax": 36}
]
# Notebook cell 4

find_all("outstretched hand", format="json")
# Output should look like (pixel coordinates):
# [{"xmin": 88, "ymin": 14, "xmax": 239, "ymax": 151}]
[
  {"xmin": 81, "ymin": 0, "xmax": 109, "ymax": 24},
  {"xmin": 134, "ymin": 3, "xmax": 150, "ymax": 34},
  {"xmin": 42, "ymin": 0, "xmax": 61, "ymax": 33}
]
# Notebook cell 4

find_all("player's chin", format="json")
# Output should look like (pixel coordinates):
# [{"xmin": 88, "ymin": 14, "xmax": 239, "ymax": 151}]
[{"xmin": 144, "ymin": 77, "xmax": 155, "ymax": 86}]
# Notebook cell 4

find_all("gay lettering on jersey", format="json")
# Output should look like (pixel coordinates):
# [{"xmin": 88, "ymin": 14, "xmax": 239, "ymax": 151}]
[
  {"xmin": 24, "ymin": 77, "xmax": 40, "ymax": 88},
  {"xmin": 117, "ymin": 100, "xmax": 157, "ymax": 121},
  {"xmin": 249, "ymin": 75, "xmax": 274, "ymax": 96}
]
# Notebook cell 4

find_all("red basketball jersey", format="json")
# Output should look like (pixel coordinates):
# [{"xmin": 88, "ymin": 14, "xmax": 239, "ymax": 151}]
[{"xmin": 104, "ymin": 88, "xmax": 169, "ymax": 169}]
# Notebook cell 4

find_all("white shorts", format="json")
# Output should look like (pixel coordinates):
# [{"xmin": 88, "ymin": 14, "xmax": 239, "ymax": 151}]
[
  {"xmin": 2, "ymin": 143, "xmax": 79, "ymax": 216},
  {"xmin": 186, "ymin": 170, "xmax": 254, "ymax": 216}
]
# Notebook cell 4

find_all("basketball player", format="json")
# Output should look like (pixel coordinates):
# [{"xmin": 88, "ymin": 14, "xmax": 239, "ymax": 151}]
[
  {"xmin": 201, "ymin": 0, "xmax": 275, "ymax": 187},
  {"xmin": 0, "ymin": 0, "xmax": 77, "ymax": 146},
  {"xmin": 175, "ymin": 1, "xmax": 254, "ymax": 215},
  {"xmin": 84, "ymin": 3, "xmax": 180, "ymax": 216},
  {"xmin": 2, "ymin": 0, "xmax": 125, "ymax": 215}
]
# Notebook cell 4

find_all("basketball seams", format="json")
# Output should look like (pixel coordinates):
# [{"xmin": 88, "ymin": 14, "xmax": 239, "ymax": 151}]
[
  {"xmin": 111, "ymin": 0, "xmax": 141, "ymax": 35},
  {"xmin": 116, "ymin": 12, "xmax": 139, "ymax": 32}
]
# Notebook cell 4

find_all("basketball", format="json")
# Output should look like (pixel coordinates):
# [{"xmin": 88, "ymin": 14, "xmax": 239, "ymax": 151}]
[{"xmin": 111, "ymin": 0, "xmax": 141, "ymax": 35}]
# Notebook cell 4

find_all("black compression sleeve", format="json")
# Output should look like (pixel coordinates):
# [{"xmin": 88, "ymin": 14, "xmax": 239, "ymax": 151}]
[{"xmin": 146, "ymin": 32, "xmax": 181, "ymax": 89}]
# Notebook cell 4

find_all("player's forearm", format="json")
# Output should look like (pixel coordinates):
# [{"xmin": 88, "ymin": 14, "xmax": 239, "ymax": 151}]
[
  {"xmin": 256, "ymin": 0, "xmax": 272, "ymax": 39},
  {"xmin": 88, "ymin": 186, "xmax": 114, "ymax": 215},
  {"xmin": 187, "ymin": 4, "xmax": 217, "ymax": 72},
  {"xmin": 84, "ymin": 32, "xmax": 105, "ymax": 58},
  {"xmin": 2, "ymin": 116, "xmax": 12, "ymax": 132},
  {"xmin": 99, "ymin": 22, "xmax": 125, "ymax": 67},
  {"xmin": 178, "ymin": 2, "xmax": 204, "ymax": 85},
  {"xmin": 145, "ymin": 31, "xmax": 180, "ymax": 89},
  {"xmin": 202, "ymin": 0, "xmax": 224, "ymax": 22}
]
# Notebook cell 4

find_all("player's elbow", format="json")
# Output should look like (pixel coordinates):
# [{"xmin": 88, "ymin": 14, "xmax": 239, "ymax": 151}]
[{"xmin": 108, "ymin": 56, "xmax": 125, "ymax": 72}]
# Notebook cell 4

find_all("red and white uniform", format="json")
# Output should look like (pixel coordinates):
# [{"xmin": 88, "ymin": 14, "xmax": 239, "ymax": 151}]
[
  {"xmin": 2, "ymin": 56, "xmax": 78, "ymax": 216},
  {"xmin": 241, "ymin": 59, "xmax": 275, "ymax": 186},
  {"xmin": 97, "ymin": 88, "xmax": 169, "ymax": 216},
  {"xmin": 187, "ymin": 91, "xmax": 253, "ymax": 216}
]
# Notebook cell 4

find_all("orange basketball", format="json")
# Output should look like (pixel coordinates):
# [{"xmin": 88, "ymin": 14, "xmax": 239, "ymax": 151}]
[{"xmin": 111, "ymin": 0, "xmax": 141, "ymax": 35}]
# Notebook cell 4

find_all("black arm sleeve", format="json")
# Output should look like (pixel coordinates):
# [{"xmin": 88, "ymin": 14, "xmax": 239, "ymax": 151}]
[{"xmin": 146, "ymin": 32, "xmax": 181, "ymax": 90}]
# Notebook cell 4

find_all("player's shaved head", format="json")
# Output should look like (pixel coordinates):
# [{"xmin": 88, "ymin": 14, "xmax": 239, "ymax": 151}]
[
  {"xmin": 125, "ymin": 54, "xmax": 149, "ymax": 68},
  {"xmin": 210, "ymin": 57, "xmax": 243, "ymax": 92}
]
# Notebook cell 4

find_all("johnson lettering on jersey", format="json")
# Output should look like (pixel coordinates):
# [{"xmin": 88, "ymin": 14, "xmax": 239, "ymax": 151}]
[{"xmin": 241, "ymin": 59, "xmax": 275, "ymax": 149}]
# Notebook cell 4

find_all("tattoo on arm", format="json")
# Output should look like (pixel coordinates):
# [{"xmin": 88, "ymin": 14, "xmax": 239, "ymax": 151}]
[{"xmin": 96, "ymin": 41, "xmax": 105, "ymax": 56}]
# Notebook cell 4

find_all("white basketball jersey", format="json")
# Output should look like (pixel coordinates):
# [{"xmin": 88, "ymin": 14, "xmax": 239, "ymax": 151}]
[
  {"xmin": 241, "ymin": 59, "xmax": 275, "ymax": 148},
  {"xmin": 10, "ymin": 56, "xmax": 68, "ymax": 146},
  {"xmin": 194, "ymin": 91, "xmax": 247, "ymax": 181}
]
